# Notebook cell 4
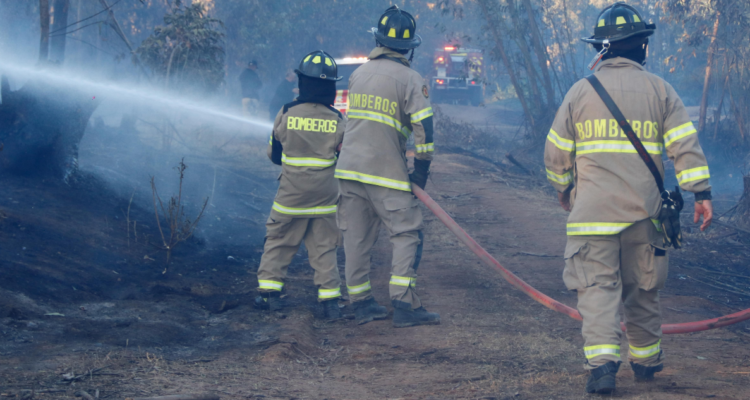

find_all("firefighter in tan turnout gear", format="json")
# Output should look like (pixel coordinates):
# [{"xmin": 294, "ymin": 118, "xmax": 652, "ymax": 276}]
[
  {"xmin": 335, "ymin": 6, "xmax": 439, "ymax": 328},
  {"xmin": 254, "ymin": 50, "xmax": 346, "ymax": 321},
  {"xmin": 544, "ymin": 3, "xmax": 714, "ymax": 394}
]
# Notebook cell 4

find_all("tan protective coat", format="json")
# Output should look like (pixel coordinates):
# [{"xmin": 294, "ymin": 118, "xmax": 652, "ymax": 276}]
[
  {"xmin": 544, "ymin": 58, "xmax": 710, "ymax": 237},
  {"xmin": 335, "ymin": 47, "xmax": 434, "ymax": 192},
  {"xmin": 268, "ymin": 102, "xmax": 345, "ymax": 219}
]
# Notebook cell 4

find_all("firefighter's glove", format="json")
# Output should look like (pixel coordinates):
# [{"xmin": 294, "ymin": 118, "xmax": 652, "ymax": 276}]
[{"xmin": 409, "ymin": 159, "xmax": 431, "ymax": 190}]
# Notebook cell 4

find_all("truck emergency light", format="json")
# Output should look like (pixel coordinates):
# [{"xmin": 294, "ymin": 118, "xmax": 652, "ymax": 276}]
[
  {"xmin": 436, "ymin": 79, "xmax": 445, "ymax": 85},
  {"xmin": 444, "ymin": 46, "xmax": 455, "ymax": 51},
  {"xmin": 336, "ymin": 57, "xmax": 369, "ymax": 65}
]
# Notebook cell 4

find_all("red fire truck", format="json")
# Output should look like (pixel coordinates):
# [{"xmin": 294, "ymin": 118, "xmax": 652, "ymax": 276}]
[
  {"xmin": 429, "ymin": 45, "xmax": 485, "ymax": 106},
  {"xmin": 333, "ymin": 56, "xmax": 369, "ymax": 115}
]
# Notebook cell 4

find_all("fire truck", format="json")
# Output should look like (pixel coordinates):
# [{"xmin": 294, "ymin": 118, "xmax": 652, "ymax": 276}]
[
  {"xmin": 430, "ymin": 45, "xmax": 485, "ymax": 106},
  {"xmin": 333, "ymin": 56, "xmax": 369, "ymax": 115}
]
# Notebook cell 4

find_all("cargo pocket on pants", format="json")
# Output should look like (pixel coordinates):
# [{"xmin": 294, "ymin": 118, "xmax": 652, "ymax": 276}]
[
  {"xmin": 639, "ymin": 244, "xmax": 669, "ymax": 291},
  {"xmin": 265, "ymin": 215, "xmax": 293, "ymax": 239},
  {"xmin": 335, "ymin": 195, "xmax": 347, "ymax": 231},
  {"xmin": 383, "ymin": 196, "xmax": 423, "ymax": 235},
  {"xmin": 563, "ymin": 241, "xmax": 589, "ymax": 291}
]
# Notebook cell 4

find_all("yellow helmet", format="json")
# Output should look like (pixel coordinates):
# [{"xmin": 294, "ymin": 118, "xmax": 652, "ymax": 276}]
[{"xmin": 372, "ymin": 5, "xmax": 422, "ymax": 50}]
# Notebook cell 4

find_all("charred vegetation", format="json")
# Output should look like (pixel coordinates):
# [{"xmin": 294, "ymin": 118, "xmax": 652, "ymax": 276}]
[
  {"xmin": 1, "ymin": 1, "xmax": 750, "ymax": 398},
  {"xmin": 0, "ymin": 71, "xmax": 98, "ymax": 181}
]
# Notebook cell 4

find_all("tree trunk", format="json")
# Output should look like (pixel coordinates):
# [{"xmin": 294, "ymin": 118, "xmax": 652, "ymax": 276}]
[
  {"xmin": 713, "ymin": 71, "xmax": 730, "ymax": 140},
  {"xmin": 98, "ymin": 0, "xmax": 151, "ymax": 79},
  {"xmin": 523, "ymin": 0, "xmax": 555, "ymax": 106},
  {"xmin": 560, "ymin": 0, "xmax": 579, "ymax": 81},
  {"xmin": 736, "ymin": 175, "xmax": 750, "ymax": 228},
  {"xmin": 728, "ymin": 76, "xmax": 746, "ymax": 140},
  {"xmin": 552, "ymin": 25, "xmax": 575, "ymax": 88},
  {"xmin": 49, "ymin": 0, "xmax": 70, "ymax": 64},
  {"xmin": 698, "ymin": 12, "xmax": 720, "ymax": 134},
  {"xmin": 478, "ymin": 0, "xmax": 535, "ymax": 130},
  {"xmin": 39, "ymin": 0, "xmax": 51, "ymax": 63},
  {"xmin": 513, "ymin": 35, "xmax": 543, "ymax": 110},
  {"xmin": 506, "ymin": 0, "xmax": 542, "ymax": 111},
  {"xmin": 0, "ymin": 78, "xmax": 99, "ymax": 180}
]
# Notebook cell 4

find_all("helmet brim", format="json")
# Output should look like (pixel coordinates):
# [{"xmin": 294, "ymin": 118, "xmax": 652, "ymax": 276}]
[
  {"xmin": 373, "ymin": 31, "xmax": 422, "ymax": 50},
  {"xmin": 581, "ymin": 28, "xmax": 654, "ymax": 44},
  {"xmin": 294, "ymin": 69, "xmax": 343, "ymax": 81}
]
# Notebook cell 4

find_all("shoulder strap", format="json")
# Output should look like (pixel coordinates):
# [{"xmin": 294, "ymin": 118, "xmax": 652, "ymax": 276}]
[
  {"xmin": 585, "ymin": 75, "xmax": 665, "ymax": 193},
  {"xmin": 324, "ymin": 104, "xmax": 343, "ymax": 119}
]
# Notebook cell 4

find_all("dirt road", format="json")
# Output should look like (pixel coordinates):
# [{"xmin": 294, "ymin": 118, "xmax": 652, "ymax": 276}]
[{"xmin": 2, "ymin": 105, "xmax": 750, "ymax": 399}]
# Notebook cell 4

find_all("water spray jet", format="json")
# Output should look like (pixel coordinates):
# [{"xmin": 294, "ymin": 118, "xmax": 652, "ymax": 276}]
[{"xmin": 0, "ymin": 61, "xmax": 274, "ymax": 134}]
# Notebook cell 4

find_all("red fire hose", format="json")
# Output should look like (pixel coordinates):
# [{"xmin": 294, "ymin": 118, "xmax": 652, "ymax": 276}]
[{"xmin": 413, "ymin": 186, "xmax": 750, "ymax": 334}]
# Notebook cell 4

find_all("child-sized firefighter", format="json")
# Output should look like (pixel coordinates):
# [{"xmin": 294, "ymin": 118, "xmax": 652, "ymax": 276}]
[{"xmin": 254, "ymin": 50, "xmax": 346, "ymax": 321}]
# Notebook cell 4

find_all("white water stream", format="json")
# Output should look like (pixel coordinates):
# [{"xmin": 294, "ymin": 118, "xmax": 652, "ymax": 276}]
[{"xmin": 0, "ymin": 62, "xmax": 274, "ymax": 133}]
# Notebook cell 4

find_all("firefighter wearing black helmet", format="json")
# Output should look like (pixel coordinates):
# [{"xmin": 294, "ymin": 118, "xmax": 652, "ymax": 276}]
[
  {"xmin": 544, "ymin": 2, "xmax": 713, "ymax": 394},
  {"xmin": 335, "ymin": 5, "xmax": 439, "ymax": 328},
  {"xmin": 254, "ymin": 50, "xmax": 347, "ymax": 321}
]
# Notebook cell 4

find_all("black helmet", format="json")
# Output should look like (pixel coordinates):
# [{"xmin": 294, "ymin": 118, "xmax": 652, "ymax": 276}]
[
  {"xmin": 581, "ymin": 2, "xmax": 655, "ymax": 45},
  {"xmin": 372, "ymin": 5, "xmax": 422, "ymax": 50},
  {"xmin": 294, "ymin": 50, "xmax": 342, "ymax": 81}
]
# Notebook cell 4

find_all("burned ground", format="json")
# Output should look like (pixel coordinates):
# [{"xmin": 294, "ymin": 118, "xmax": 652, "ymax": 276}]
[{"xmin": 1, "ymin": 104, "xmax": 750, "ymax": 399}]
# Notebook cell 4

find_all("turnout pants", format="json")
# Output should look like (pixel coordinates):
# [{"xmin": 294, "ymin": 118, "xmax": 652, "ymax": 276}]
[
  {"xmin": 564, "ymin": 219, "xmax": 668, "ymax": 369},
  {"xmin": 337, "ymin": 180, "xmax": 424, "ymax": 309},
  {"xmin": 256, "ymin": 215, "xmax": 342, "ymax": 301}
]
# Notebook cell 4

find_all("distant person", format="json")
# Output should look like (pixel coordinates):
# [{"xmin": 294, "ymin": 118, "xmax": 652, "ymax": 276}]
[
  {"xmin": 254, "ymin": 50, "xmax": 346, "ymax": 321},
  {"xmin": 239, "ymin": 60, "xmax": 262, "ymax": 117},
  {"xmin": 268, "ymin": 70, "xmax": 299, "ymax": 120},
  {"xmin": 335, "ymin": 6, "xmax": 438, "ymax": 328},
  {"xmin": 544, "ymin": 2, "xmax": 712, "ymax": 394}
]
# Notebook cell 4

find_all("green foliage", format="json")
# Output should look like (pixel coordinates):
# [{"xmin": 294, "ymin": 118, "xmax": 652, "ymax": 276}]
[{"xmin": 135, "ymin": 1, "xmax": 225, "ymax": 94}]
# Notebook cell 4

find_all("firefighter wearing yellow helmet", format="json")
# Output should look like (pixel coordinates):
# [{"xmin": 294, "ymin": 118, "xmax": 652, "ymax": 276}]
[
  {"xmin": 254, "ymin": 50, "xmax": 346, "ymax": 321},
  {"xmin": 335, "ymin": 6, "xmax": 439, "ymax": 328},
  {"xmin": 544, "ymin": 2, "xmax": 713, "ymax": 393}
]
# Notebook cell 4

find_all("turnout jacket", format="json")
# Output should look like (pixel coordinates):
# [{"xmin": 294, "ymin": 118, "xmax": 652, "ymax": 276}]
[
  {"xmin": 335, "ymin": 47, "xmax": 434, "ymax": 192},
  {"xmin": 544, "ymin": 58, "xmax": 711, "ymax": 236},
  {"xmin": 267, "ymin": 102, "xmax": 346, "ymax": 218}
]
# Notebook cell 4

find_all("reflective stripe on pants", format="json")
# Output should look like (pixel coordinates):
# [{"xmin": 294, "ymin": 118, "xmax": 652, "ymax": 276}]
[
  {"xmin": 564, "ymin": 219, "xmax": 666, "ymax": 368},
  {"xmin": 584, "ymin": 344, "xmax": 620, "ymax": 360},
  {"xmin": 319, "ymin": 287, "xmax": 342, "ymax": 300},
  {"xmin": 629, "ymin": 340, "xmax": 661, "ymax": 359},
  {"xmin": 257, "ymin": 216, "xmax": 342, "ymax": 302},
  {"xmin": 338, "ymin": 179, "xmax": 423, "ymax": 308}
]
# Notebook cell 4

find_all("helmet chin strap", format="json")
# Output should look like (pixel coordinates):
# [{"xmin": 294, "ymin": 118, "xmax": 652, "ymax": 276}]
[{"xmin": 409, "ymin": 49, "xmax": 415, "ymax": 63}]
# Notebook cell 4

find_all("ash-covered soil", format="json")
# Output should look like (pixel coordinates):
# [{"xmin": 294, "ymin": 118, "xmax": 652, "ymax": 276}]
[{"xmin": 2, "ymin": 107, "xmax": 750, "ymax": 399}]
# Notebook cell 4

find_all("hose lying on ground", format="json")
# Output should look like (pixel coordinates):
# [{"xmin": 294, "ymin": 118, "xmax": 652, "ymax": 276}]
[{"xmin": 413, "ymin": 186, "xmax": 750, "ymax": 334}]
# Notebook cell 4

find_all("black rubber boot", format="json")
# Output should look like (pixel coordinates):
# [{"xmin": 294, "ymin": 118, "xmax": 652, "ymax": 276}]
[
  {"xmin": 254, "ymin": 292, "xmax": 282, "ymax": 311},
  {"xmin": 392, "ymin": 301, "xmax": 440, "ymax": 328},
  {"xmin": 322, "ymin": 299, "xmax": 342, "ymax": 321},
  {"xmin": 353, "ymin": 298, "xmax": 388, "ymax": 325},
  {"xmin": 585, "ymin": 361, "xmax": 620, "ymax": 394},
  {"xmin": 630, "ymin": 362, "xmax": 663, "ymax": 382}
]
